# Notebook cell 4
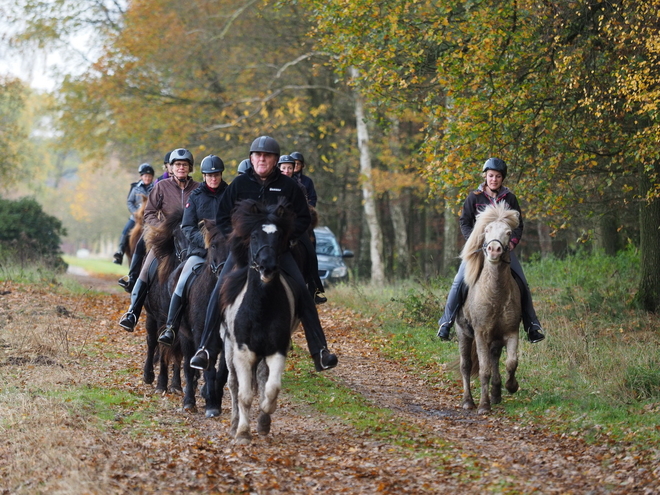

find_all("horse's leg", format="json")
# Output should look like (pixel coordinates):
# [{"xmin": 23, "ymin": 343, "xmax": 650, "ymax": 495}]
[
  {"xmin": 475, "ymin": 335, "xmax": 492, "ymax": 414},
  {"xmin": 234, "ymin": 348, "xmax": 256, "ymax": 445},
  {"xmin": 203, "ymin": 333, "xmax": 225, "ymax": 418},
  {"xmin": 143, "ymin": 316, "xmax": 157, "ymax": 385},
  {"xmin": 225, "ymin": 345, "xmax": 240, "ymax": 437},
  {"xmin": 155, "ymin": 346, "xmax": 169, "ymax": 393},
  {"xmin": 490, "ymin": 343, "xmax": 503, "ymax": 405},
  {"xmin": 182, "ymin": 357, "xmax": 198, "ymax": 413},
  {"xmin": 457, "ymin": 332, "xmax": 475, "ymax": 410},
  {"xmin": 169, "ymin": 355, "xmax": 184, "ymax": 395},
  {"xmin": 257, "ymin": 355, "xmax": 284, "ymax": 436},
  {"xmin": 504, "ymin": 333, "xmax": 520, "ymax": 394}
]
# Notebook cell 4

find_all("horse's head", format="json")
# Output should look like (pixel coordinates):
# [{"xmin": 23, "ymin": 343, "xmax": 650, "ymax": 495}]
[
  {"xmin": 482, "ymin": 221, "xmax": 512, "ymax": 264},
  {"xmin": 203, "ymin": 219, "xmax": 228, "ymax": 275},
  {"xmin": 231, "ymin": 199, "xmax": 295, "ymax": 284}
]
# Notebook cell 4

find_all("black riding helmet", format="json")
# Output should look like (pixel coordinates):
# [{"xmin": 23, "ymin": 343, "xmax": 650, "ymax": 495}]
[
  {"xmin": 278, "ymin": 154, "xmax": 295, "ymax": 165},
  {"xmin": 237, "ymin": 159, "xmax": 251, "ymax": 174},
  {"xmin": 290, "ymin": 151, "xmax": 305, "ymax": 168},
  {"xmin": 138, "ymin": 163, "xmax": 155, "ymax": 176},
  {"xmin": 200, "ymin": 154, "xmax": 225, "ymax": 174},
  {"xmin": 482, "ymin": 157, "xmax": 507, "ymax": 179},
  {"xmin": 163, "ymin": 151, "xmax": 171, "ymax": 165},
  {"xmin": 249, "ymin": 136, "xmax": 280, "ymax": 156}
]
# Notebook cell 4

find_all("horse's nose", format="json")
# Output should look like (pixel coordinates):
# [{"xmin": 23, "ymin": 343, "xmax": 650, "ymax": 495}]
[{"xmin": 487, "ymin": 242, "xmax": 502, "ymax": 256}]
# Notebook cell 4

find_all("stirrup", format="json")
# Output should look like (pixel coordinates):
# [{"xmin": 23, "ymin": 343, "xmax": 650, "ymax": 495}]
[
  {"xmin": 313, "ymin": 348, "xmax": 338, "ymax": 372},
  {"xmin": 526, "ymin": 324, "xmax": 546, "ymax": 343},
  {"xmin": 158, "ymin": 327, "xmax": 176, "ymax": 346},
  {"xmin": 314, "ymin": 290, "xmax": 327, "ymax": 304},
  {"xmin": 437, "ymin": 322, "xmax": 451, "ymax": 341},
  {"xmin": 190, "ymin": 349, "xmax": 210, "ymax": 370},
  {"xmin": 119, "ymin": 312, "xmax": 137, "ymax": 332},
  {"xmin": 113, "ymin": 252, "xmax": 123, "ymax": 265}
]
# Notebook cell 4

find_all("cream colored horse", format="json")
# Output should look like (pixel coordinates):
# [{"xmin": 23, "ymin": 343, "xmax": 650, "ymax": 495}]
[{"xmin": 455, "ymin": 202, "xmax": 522, "ymax": 414}]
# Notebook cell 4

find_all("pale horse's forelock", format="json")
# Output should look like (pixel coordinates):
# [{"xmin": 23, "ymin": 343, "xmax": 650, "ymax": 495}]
[{"xmin": 262, "ymin": 224, "xmax": 278, "ymax": 234}]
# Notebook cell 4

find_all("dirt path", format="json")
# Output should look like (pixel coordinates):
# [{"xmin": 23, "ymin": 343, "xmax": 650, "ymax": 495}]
[{"xmin": 0, "ymin": 275, "xmax": 657, "ymax": 494}]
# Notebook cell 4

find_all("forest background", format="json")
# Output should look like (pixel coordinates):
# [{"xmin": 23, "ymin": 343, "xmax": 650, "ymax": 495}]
[{"xmin": 1, "ymin": 0, "xmax": 659, "ymax": 311}]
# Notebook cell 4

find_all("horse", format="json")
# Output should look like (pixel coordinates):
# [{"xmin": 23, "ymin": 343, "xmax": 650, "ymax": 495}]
[
  {"xmin": 220, "ymin": 199, "xmax": 299, "ymax": 444},
  {"xmin": 454, "ymin": 201, "xmax": 522, "ymax": 414},
  {"xmin": 176, "ymin": 219, "xmax": 229, "ymax": 417},
  {"xmin": 142, "ymin": 208, "xmax": 188, "ymax": 393},
  {"xmin": 125, "ymin": 198, "xmax": 147, "ymax": 261}
]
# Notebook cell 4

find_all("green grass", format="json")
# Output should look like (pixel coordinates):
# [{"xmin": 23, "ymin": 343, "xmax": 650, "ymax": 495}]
[
  {"xmin": 326, "ymin": 248, "xmax": 660, "ymax": 454},
  {"xmin": 62, "ymin": 255, "xmax": 128, "ymax": 277}
]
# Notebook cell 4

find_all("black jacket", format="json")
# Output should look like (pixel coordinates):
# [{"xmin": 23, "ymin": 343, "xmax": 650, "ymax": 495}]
[
  {"xmin": 216, "ymin": 167, "xmax": 311, "ymax": 240},
  {"xmin": 182, "ymin": 181, "xmax": 228, "ymax": 258},
  {"xmin": 460, "ymin": 184, "xmax": 524, "ymax": 247}
]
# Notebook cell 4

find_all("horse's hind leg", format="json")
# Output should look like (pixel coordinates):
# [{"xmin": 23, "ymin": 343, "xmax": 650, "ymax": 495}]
[
  {"xmin": 457, "ymin": 333, "xmax": 476, "ymax": 410},
  {"xmin": 155, "ymin": 351, "xmax": 169, "ymax": 393},
  {"xmin": 504, "ymin": 335, "xmax": 519, "ymax": 394},
  {"xmin": 475, "ymin": 338, "xmax": 492, "ymax": 414},
  {"xmin": 490, "ymin": 344, "xmax": 503, "ymax": 405},
  {"xmin": 169, "ymin": 359, "xmax": 183, "ymax": 395},
  {"xmin": 143, "ymin": 318, "xmax": 157, "ymax": 384}
]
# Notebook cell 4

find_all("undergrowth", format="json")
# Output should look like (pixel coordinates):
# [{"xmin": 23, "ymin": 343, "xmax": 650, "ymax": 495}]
[{"xmin": 329, "ymin": 247, "xmax": 660, "ymax": 451}]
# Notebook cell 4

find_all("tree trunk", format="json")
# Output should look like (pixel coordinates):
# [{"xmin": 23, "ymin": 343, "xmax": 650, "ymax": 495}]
[
  {"xmin": 537, "ymin": 220, "xmax": 553, "ymax": 258},
  {"xmin": 350, "ymin": 67, "xmax": 385, "ymax": 285},
  {"xmin": 386, "ymin": 115, "xmax": 411, "ymax": 278},
  {"xmin": 443, "ymin": 193, "xmax": 460, "ymax": 276},
  {"xmin": 636, "ymin": 164, "xmax": 660, "ymax": 312},
  {"xmin": 596, "ymin": 212, "xmax": 620, "ymax": 256}
]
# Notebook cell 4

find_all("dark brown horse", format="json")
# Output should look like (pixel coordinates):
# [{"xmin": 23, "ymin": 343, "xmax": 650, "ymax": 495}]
[
  {"xmin": 176, "ymin": 219, "xmax": 229, "ymax": 417},
  {"xmin": 142, "ymin": 208, "xmax": 188, "ymax": 393},
  {"xmin": 126, "ymin": 197, "xmax": 147, "ymax": 261}
]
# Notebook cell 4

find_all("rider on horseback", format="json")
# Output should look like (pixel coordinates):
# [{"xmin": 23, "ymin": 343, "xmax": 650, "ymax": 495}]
[
  {"xmin": 189, "ymin": 136, "xmax": 338, "ymax": 372},
  {"xmin": 118, "ymin": 149, "xmax": 199, "ymax": 332},
  {"xmin": 158, "ymin": 154, "xmax": 229, "ymax": 346},
  {"xmin": 437, "ymin": 158, "xmax": 546, "ymax": 344},
  {"xmin": 113, "ymin": 163, "xmax": 155, "ymax": 265}
]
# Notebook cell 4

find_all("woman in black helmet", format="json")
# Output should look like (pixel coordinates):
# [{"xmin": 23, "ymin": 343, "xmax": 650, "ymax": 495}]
[
  {"xmin": 158, "ymin": 154, "xmax": 229, "ymax": 346},
  {"xmin": 113, "ymin": 163, "xmax": 155, "ymax": 265},
  {"xmin": 290, "ymin": 151, "xmax": 317, "ymax": 207},
  {"xmin": 118, "ymin": 148, "xmax": 199, "ymax": 332},
  {"xmin": 189, "ymin": 136, "xmax": 338, "ymax": 373},
  {"xmin": 437, "ymin": 157, "xmax": 545, "ymax": 344}
]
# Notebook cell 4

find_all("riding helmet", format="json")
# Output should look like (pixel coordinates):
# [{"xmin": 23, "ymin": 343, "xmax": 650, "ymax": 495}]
[
  {"xmin": 278, "ymin": 154, "xmax": 295, "ymax": 165},
  {"xmin": 138, "ymin": 163, "xmax": 155, "ymax": 176},
  {"xmin": 200, "ymin": 154, "xmax": 225, "ymax": 174},
  {"xmin": 163, "ymin": 151, "xmax": 171, "ymax": 165},
  {"xmin": 290, "ymin": 151, "xmax": 305, "ymax": 167},
  {"xmin": 237, "ymin": 159, "xmax": 251, "ymax": 175},
  {"xmin": 249, "ymin": 136, "xmax": 280, "ymax": 156},
  {"xmin": 169, "ymin": 148, "xmax": 194, "ymax": 166},
  {"xmin": 482, "ymin": 157, "xmax": 507, "ymax": 179}
]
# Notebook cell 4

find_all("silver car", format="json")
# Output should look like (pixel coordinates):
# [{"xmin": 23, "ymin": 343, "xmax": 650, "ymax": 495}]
[{"xmin": 314, "ymin": 226, "xmax": 354, "ymax": 287}]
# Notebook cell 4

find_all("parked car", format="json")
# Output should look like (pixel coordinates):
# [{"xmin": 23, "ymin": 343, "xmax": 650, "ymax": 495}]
[{"xmin": 314, "ymin": 226, "xmax": 354, "ymax": 287}]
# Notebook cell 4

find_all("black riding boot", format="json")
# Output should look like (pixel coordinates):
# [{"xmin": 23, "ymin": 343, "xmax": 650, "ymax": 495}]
[
  {"xmin": 437, "ymin": 261, "xmax": 466, "ymax": 341},
  {"xmin": 119, "ymin": 237, "xmax": 146, "ymax": 292},
  {"xmin": 118, "ymin": 279, "xmax": 148, "ymax": 332},
  {"xmin": 190, "ymin": 280, "xmax": 222, "ymax": 370},
  {"xmin": 158, "ymin": 293, "xmax": 184, "ymax": 346},
  {"xmin": 512, "ymin": 273, "xmax": 545, "ymax": 343},
  {"xmin": 114, "ymin": 232, "xmax": 128, "ymax": 264}
]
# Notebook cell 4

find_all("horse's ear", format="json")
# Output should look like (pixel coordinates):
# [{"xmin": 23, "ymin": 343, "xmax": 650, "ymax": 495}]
[
  {"xmin": 250, "ymin": 201, "xmax": 260, "ymax": 214},
  {"xmin": 274, "ymin": 205, "xmax": 285, "ymax": 218}
]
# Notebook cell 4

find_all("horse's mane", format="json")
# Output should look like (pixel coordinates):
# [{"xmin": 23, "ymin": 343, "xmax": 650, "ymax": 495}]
[
  {"xmin": 460, "ymin": 202, "xmax": 520, "ymax": 287},
  {"xmin": 128, "ymin": 197, "xmax": 148, "ymax": 254},
  {"xmin": 144, "ymin": 206, "xmax": 185, "ymax": 282},
  {"xmin": 228, "ymin": 199, "xmax": 296, "ymax": 267}
]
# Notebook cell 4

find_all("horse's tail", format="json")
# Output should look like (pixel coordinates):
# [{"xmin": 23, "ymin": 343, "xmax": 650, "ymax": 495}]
[{"xmin": 446, "ymin": 340, "xmax": 480, "ymax": 378}]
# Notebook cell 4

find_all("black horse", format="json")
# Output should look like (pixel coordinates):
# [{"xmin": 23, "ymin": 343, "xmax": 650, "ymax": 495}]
[
  {"xmin": 220, "ymin": 199, "xmax": 299, "ymax": 444},
  {"xmin": 142, "ymin": 208, "xmax": 188, "ymax": 393},
  {"xmin": 176, "ymin": 219, "xmax": 229, "ymax": 417}
]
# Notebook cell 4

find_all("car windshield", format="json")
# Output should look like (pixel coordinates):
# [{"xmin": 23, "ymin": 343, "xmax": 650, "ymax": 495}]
[{"xmin": 315, "ymin": 234, "xmax": 341, "ymax": 257}]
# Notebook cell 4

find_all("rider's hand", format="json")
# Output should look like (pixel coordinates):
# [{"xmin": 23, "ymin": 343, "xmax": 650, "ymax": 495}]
[{"xmin": 509, "ymin": 241, "xmax": 515, "ymax": 251}]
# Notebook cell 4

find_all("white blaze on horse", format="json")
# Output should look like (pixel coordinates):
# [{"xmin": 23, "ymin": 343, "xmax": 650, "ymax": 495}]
[
  {"xmin": 455, "ymin": 201, "xmax": 522, "ymax": 414},
  {"xmin": 219, "ymin": 200, "xmax": 299, "ymax": 445}
]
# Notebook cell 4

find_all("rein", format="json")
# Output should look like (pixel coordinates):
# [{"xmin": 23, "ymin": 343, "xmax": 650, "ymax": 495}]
[{"xmin": 480, "ymin": 238, "xmax": 511, "ymax": 264}]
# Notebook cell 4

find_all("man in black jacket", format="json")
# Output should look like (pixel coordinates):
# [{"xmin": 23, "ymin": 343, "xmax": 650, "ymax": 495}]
[{"xmin": 190, "ymin": 136, "xmax": 338, "ymax": 372}]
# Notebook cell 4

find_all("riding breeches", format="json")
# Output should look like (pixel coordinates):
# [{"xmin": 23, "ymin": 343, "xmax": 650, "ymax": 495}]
[
  {"xmin": 173, "ymin": 255, "xmax": 204, "ymax": 297},
  {"xmin": 138, "ymin": 249, "xmax": 157, "ymax": 283}
]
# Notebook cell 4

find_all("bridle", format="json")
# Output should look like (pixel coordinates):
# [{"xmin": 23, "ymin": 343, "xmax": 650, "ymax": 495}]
[
  {"xmin": 250, "ymin": 243, "xmax": 278, "ymax": 272},
  {"xmin": 481, "ymin": 238, "xmax": 511, "ymax": 264}
]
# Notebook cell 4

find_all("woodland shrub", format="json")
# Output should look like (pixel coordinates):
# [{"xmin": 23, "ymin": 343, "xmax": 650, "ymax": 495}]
[{"xmin": 0, "ymin": 197, "xmax": 67, "ymax": 271}]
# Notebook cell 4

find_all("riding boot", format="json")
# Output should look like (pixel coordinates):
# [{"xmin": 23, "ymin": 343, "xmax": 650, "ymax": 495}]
[
  {"xmin": 113, "ymin": 232, "xmax": 128, "ymax": 264},
  {"xmin": 512, "ymin": 273, "xmax": 545, "ymax": 343},
  {"xmin": 118, "ymin": 279, "xmax": 148, "ymax": 332},
  {"xmin": 158, "ymin": 293, "xmax": 184, "ymax": 346},
  {"xmin": 437, "ymin": 261, "xmax": 466, "ymax": 341},
  {"xmin": 119, "ymin": 237, "xmax": 145, "ymax": 293}
]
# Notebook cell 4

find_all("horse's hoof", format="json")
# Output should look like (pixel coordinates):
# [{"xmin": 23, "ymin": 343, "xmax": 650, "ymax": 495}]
[
  {"xmin": 506, "ymin": 381, "xmax": 519, "ymax": 394},
  {"xmin": 492, "ymin": 394, "xmax": 502, "ymax": 405},
  {"xmin": 234, "ymin": 433, "xmax": 251, "ymax": 445},
  {"xmin": 183, "ymin": 403, "xmax": 197, "ymax": 414},
  {"xmin": 257, "ymin": 413, "xmax": 271, "ymax": 435},
  {"xmin": 143, "ymin": 372, "xmax": 155, "ymax": 384},
  {"xmin": 477, "ymin": 406, "xmax": 491, "ymax": 415},
  {"xmin": 169, "ymin": 386, "xmax": 184, "ymax": 396},
  {"xmin": 155, "ymin": 386, "xmax": 167, "ymax": 394},
  {"xmin": 205, "ymin": 408, "xmax": 221, "ymax": 418},
  {"xmin": 462, "ymin": 401, "xmax": 475, "ymax": 410}
]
